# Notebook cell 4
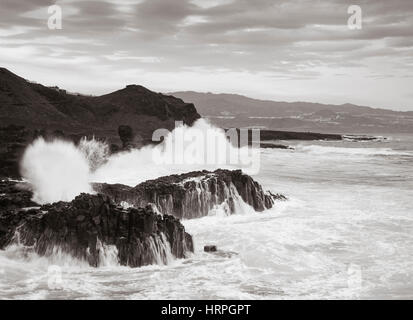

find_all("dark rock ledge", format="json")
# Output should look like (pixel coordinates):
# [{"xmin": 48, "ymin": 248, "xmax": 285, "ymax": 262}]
[
  {"xmin": 0, "ymin": 169, "xmax": 284, "ymax": 267},
  {"xmin": 93, "ymin": 169, "xmax": 286, "ymax": 220},
  {"xmin": 0, "ymin": 181, "xmax": 193, "ymax": 268}
]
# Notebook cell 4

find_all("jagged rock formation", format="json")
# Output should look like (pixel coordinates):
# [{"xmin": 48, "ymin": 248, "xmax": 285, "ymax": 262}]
[
  {"xmin": 0, "ymin": 190, "xmax": 193, "ymax": 268},
  {"xmin": 93, "ymin": 169, "xmax": 286, "ymax": 220},
  {"xmin": 0, "ymin": 169, "xmax": 283, "ymax": 267}
]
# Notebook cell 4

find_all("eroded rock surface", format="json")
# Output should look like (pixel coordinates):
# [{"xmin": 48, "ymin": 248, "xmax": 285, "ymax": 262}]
[
  {"xmin": 0, "ymin": 192, "xmax": 193, "ymax": 268},
  {"xmin": 94, "ymin": 169, "xmax": 286, "ymax": 219}
]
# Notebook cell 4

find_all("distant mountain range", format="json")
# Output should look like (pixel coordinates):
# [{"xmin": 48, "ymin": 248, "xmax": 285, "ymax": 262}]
[
  {"xmin": 3, "ymin": 66, "xmax": 411, "ymax": 137},
  {"xmin": 172, "ymin": 91, "xmax": 413, "ymax": 134}
]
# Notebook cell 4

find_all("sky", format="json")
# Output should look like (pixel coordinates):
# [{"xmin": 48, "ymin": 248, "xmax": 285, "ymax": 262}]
[{"xmin": 0, "ymin": 0, "xmax": 412, "ymax": 111}]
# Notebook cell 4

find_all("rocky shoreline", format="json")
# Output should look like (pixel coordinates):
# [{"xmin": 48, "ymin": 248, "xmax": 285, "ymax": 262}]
[
  {"xmin": 0, "ymin": 169, "xmax": 285, "ymax": 268},
  {"xmin": 0, "ymin": 180, "xmax": 193, "ymax": 267}
]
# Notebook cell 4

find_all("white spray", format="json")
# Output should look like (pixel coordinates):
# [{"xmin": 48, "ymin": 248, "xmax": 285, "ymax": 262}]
[
  {"xmin": 20, "ymin": 138, "xmax": 92, "ymax": 204},
  {"xmin": 20, "ymin": 120, "xmax": 260, "ymax": 204},
  {"xmin": 92, "ymin": 119, "xmax": 260, "ymax": 186}
]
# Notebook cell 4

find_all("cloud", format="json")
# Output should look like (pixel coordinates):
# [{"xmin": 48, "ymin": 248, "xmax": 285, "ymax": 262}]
[{"xmin": 0, "ymin": 0, "xmax": 412, "ymax": 109}]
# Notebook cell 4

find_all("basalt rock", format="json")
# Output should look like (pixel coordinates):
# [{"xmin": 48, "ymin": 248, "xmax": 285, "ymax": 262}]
[
  {"xmin": 0, "ymin": 180, "xmax": 37, "ymax": 211},
  {"xmin": 93, "ymin": 169, "xmax": 286, "ymax": 220},
  {"xmin": 204, "ymin": 245, "xmax": 217, "ymax": 252},
  {"xmin": 0, "ymin": 193, "xmax": 193, "ymax": 268}
]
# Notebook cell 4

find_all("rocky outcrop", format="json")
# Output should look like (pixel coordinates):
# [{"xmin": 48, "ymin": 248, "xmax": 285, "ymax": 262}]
[
  {"xmin": 0, "ymin": 179, "xmax": 37, "ymax": 210},
  {"xmin": 0, "ymin": 192, "xmax": 193, "ymax": 268},
  {"xmin": 260, "ymin": 130, "xmax": 342, "ymax": 141},
  {"xmin": 0, "ymin": 169, "xmax": 283, "ymax": 267},
  {"xmin": 93, "ymin": 169, "xmax": 286, "ymax": 220},
  {"xmin": 260, "ymin": 143, "xmax": 294, "ymax": 150}
]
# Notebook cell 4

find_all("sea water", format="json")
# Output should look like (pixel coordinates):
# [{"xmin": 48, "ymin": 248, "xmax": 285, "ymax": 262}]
[{"xmin": 0, "ymin": 134, "xmax": 412, "ymax": 299}]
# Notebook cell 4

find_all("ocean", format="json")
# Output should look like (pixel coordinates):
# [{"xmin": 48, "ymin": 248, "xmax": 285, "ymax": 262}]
[{"xmin": 1, "ymin": 132, "xmax": 412, "ymax": 299}]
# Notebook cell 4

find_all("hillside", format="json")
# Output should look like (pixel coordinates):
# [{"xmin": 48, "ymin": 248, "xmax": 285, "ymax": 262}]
[
  {"xmin": 172, "ymin": 91, "xmax": 413, "ymax": 134},
  {"xmin": 0, "ymin": 68, "xmax": 200, "ymax": 140},
  {"xmin": 0, "ymin": 68, "xmax": 200, "ymax": 177}
]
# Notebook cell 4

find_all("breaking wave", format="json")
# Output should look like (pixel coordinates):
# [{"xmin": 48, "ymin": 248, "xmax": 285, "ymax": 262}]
[
  {"xmin": 20, "ymin": 138, "xmax": 92, "ymax": 204},
  {"xmin": 92, "ymin": 119, "xmax": 259, "ymax": 186},
  {"xmin": 78, "ymin": 137, "xmax": 110, "ymax": 171},
  {"xmin": 20, "ymin": 120, "xmax": 258, "ymax": 204}
]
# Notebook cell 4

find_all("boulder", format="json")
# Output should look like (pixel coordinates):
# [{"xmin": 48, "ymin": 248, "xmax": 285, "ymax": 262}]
[{"xmin": 204, "ymin": 245, "xmax": 217, "ymax": 252}]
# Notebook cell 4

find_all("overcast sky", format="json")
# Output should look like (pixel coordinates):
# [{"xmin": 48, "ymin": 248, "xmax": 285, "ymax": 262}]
[{"xmin": 1, "ymin": 0, "xmax": 412, "ymax": 110}]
